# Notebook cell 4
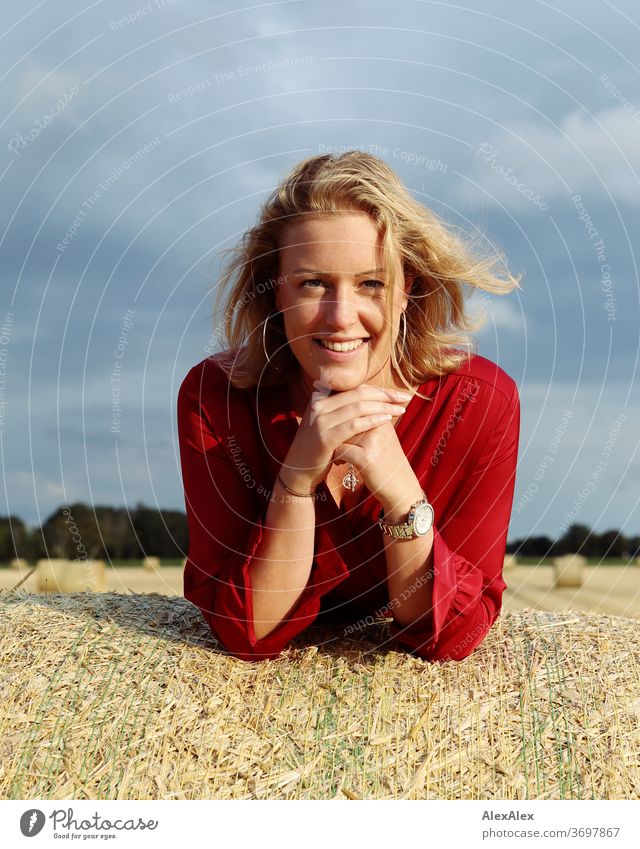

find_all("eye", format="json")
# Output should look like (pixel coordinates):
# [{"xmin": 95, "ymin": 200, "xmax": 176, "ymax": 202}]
[{"xmin": 301, "ymin": 278, "xmax": 385, "ymax": 290}]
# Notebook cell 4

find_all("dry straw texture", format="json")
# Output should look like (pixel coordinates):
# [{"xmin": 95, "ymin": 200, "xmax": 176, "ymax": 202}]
[{"xmin": 1, "ymin": 590, "xmax": 638, "ymax": 800}]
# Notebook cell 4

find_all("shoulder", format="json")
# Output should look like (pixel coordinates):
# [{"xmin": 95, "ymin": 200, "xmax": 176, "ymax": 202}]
[
  {"xmin": 436, "ymin": 352, "xmax": 518, "ymax": 406},
  {"xmin": 179, "ymin": 355, "xmax": 230, "ymax": 396},
  {"xmin": 426, "ymin": 353, "xmax": 520, "ymax": 470},
  {"xmin": 177, "ymin": 354, "xmax": 257, "ymax": 438},
  {"xmin": 178, "ymin": 353, "xmax": 251, "ymax": 408},
  {"xmin": 177, "ymin": 354, "xmax": 262, "ymax": 453}
]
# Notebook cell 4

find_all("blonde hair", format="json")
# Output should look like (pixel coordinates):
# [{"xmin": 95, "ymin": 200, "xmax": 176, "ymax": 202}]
[{"xmin": 209, "ymin": 151, "xmax": 521, "ymax": 391}]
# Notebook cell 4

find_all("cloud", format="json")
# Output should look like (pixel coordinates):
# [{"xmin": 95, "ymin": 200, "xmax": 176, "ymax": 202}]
[
  {"xmin": 2, "ymin": 0, "xmax": 638, "ymax": 541},
  {"xmin": 468, "ymin": 289, "xmax": 525, "ymax": 333},
  {"xmin": 455, "ymin": 105, "xmax": 640, "ymax": 209}
]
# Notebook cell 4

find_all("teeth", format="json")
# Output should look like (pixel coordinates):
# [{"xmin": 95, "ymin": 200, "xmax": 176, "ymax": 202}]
[{"xmin": 319, "ymin": 339, "xmax": 365, "ymax": 352}]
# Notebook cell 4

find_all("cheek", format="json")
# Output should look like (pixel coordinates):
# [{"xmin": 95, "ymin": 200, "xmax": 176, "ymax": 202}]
[
  {"xmin": 291, "ymin": 305, "xmax": 320, "ymax": 329},
  {"xmin": 284, "ymin": 309, "xmax": 316, "ymax": 346}
]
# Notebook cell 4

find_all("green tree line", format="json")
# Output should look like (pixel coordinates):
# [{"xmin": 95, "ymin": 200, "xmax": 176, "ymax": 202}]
[
  {"xmin": 507, "ymin": 523, "xmax": 639, "ymax": 559},
  {"xmin": 0, "ymin": 503, "xmax": 188, "ymax": 562},
  {"xmin": 0, "ymin": 509, "xmax": 637, "ymax": 563}
]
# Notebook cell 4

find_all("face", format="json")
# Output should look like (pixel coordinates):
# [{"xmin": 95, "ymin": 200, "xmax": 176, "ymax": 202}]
[{"xmin": 275, "ymin": 212, "xmax": 410, "ymax": 393}]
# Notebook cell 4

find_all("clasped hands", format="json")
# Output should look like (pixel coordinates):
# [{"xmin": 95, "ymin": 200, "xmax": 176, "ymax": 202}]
[{"xmin": 285, "ymin": 377, "xmax": 420, "ymax": 511}]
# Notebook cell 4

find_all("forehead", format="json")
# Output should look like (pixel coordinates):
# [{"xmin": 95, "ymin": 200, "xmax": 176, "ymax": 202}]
[{"xmin": 279, "ymin": 213, "xmax": 383, "ymax": 262}]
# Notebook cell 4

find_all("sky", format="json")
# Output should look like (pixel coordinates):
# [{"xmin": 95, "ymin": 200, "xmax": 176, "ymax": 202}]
[{"xmin": 1, "ymin": 0, "xmax": 639, "ymax": 542}]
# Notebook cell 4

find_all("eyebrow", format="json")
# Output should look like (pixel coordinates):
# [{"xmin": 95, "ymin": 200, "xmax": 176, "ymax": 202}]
[{"xmin": 292, "ymin": 267, "xmax": 386, "ymax": 276}]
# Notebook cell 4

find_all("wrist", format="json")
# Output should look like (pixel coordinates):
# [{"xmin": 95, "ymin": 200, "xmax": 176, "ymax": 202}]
[
  {"xmin": 379, "ymin": 483, "xmax": 426, "ymax": 523},
  {"xmin": 279, "ymin": 464, "xmax": 321, "ymax": 495}
]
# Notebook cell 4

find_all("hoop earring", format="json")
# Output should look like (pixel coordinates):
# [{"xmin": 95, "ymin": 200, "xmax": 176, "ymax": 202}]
[
  {"xmin": 396, "ymin": 311, "xmax": 407, "ymax": 363},
  {"xmin": 262, "ymin": 309, "xmax": 280, "ymax": 364}
]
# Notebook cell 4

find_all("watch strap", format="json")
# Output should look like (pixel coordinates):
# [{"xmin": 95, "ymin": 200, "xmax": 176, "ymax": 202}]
[{"xmin": 378, "ymin": 494, "xmax": 430, "ymax": 539}]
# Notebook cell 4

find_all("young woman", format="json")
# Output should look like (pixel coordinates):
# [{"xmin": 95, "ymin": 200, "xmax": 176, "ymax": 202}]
[{"xmin": 177, "ymin": 151, "xmax": 521, "ymax": 662}]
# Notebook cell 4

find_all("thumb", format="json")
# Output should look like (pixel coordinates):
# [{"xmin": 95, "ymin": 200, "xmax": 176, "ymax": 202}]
[
  {"xmin": 332, "ymin": 445, "xmax": 347, "ymax": 465},
  {"xmin": 333, "ymin": 443, "xmax": 361, "ymax": 466}
]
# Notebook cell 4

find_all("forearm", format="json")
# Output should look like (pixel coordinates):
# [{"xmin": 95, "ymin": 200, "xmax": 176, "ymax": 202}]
[
  {"xmin": 248, "ymin": 468, "xmax": 317, "ymax": 641},
  {"xmin": 381, "ymin": 478, "xmax": 435, "ymax": 631}
]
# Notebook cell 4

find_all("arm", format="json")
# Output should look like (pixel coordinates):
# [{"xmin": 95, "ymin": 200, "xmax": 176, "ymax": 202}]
[
  {"xmin": 177, "ymin": 367, "xmax": 349, "ymax": 661},
  {"xmin": 378, "ymin": 482, "xmax": 436, "ymax": 635},
  {"xmin": 387, "ymin": 382, "xmax": 521, "ymax": 662},
  {"xmin": 249, "ymin": 473, "xmax": 316, "ymax": 642}
]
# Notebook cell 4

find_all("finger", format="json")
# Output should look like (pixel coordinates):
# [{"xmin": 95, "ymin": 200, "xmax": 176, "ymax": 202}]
[
  {"xmin": 314, "ymin": 386, "xmax": 410, "ymax": 418},
  {"xmin": 312, "ymin": 380, "xmax": 332, "ymax": 398},
  {"xmin": 313, "ymin": 398, "xmax": 404, "ymax": 432},
  {"xmin": 308, "ymin": 368, "xmax": 333, "ymax": 425},
  {"xmin": 326, "ymin": 412, "xmax": 394, "ymax": 443},
  {"xmin": 326, "ymin": 400, "xmax": 406, "ymax": 425}
]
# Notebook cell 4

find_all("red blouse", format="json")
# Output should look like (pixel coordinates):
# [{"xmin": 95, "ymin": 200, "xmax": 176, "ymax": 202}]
[{"xmin": 177, "ymin": 351, "xmax": 520, "ymax": 663}]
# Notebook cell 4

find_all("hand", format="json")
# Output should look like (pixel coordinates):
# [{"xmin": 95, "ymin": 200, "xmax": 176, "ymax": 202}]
[
  {"xmin": 281, "ymin": 378, "xmax": 411, "ymax": 493},
  {"xmin": 332, "ymin": 416, "xmax": 417, "ymax": 509}
]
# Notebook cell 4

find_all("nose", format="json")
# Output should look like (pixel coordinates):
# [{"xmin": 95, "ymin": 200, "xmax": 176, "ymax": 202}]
[{"xmin": 323, "ymin": 285, "xmax": 358, "ymax": 330}]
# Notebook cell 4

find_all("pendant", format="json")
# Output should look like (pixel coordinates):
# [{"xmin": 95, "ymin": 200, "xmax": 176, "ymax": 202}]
[{"xmin": 342, "ymin": 463, "xmax": 359, "ymax": 492}]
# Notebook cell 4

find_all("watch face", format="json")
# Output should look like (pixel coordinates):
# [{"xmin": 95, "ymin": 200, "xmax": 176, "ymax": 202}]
[{"xmin": 413, "ymin": 502, "xmax": 434, "ymax": 535}]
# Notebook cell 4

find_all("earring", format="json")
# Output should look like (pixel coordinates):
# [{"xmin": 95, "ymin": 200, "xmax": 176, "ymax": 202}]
[
  {"xmin": 262, "ymin": 309, "xmax": 280, "ymax": 364},
  {"xmin": 396, "ymin": 311, "xmax": 407, "ymax": 363}
]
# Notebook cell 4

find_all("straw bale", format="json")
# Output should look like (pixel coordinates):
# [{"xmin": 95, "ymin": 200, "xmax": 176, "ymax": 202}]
[
  {"xmin": 36, "ymin": 559, "xmax": 72, "ymax": 593},
  {"xmin": 503, "ymin": 554, "xmax": 518, "ymax": 571},
  {"xmin": 553, "ymin": 554, "xmax": 585, "ymax": 588},
  {"xmin": 142, "ymin": 557, "xmax": 161, "ymax": 571},
  {"xmin": 9, "ymin": 559, "xmax": 29, "ymax": 570},
  {"xmin": 36, "ymin": 559, "xmax": 107, "ymax": 594},
  {"xmin": 1, "ymin": 591, "xmax": 639, "ymax": 800}
]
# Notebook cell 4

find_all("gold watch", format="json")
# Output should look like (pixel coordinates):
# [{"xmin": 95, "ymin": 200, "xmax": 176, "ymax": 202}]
[{"xmin": 378, "ymin": 494, "xmax": 434, "ymax": 539}]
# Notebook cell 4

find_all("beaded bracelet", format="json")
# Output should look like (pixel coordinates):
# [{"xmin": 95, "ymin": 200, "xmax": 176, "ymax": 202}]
[{"xmin": 277, "ymin": 471, "xmax": 316, "ymax": 498}]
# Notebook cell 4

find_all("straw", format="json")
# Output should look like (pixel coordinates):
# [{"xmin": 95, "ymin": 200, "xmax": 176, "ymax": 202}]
[{"xmin": 1, "ymin": 591, "xmax": 638, "ymax": 800}]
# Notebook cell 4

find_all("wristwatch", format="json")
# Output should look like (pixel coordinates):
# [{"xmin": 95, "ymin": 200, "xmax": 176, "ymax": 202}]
[{"xmin": 378, "ymin": 494, "xmax": 434, "ymax": 539}]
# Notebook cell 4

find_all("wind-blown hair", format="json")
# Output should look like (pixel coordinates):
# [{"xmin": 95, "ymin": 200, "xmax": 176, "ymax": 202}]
[{"xmin": 209, "ymin": 151, "xmax": 521, "ymax": 390}]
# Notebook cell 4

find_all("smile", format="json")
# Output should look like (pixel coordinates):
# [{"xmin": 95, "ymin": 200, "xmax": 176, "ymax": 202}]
[{"xmin": 314, "ymin": 338, "xmax": 368, "ymax": 352}]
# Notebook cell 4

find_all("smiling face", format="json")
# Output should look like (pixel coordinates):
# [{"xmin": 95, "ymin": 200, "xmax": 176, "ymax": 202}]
[{"xmin": 275, "ymin": 212, "xmax": 410, "ymax": 393}]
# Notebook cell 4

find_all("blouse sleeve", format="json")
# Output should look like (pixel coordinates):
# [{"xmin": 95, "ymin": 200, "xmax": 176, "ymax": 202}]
[
  {"xmin": 389, "ymin": 380, "xmax": 520, "ymax": 662},
  {"xmin": 177, "ymin": 366, "xmax": 348, "ymax": 662}
]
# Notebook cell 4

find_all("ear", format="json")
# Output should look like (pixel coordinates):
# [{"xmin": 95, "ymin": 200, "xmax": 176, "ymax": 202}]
[{"xmin": 402, "ymin": 270, "xmax": 415, "ymax": 312}]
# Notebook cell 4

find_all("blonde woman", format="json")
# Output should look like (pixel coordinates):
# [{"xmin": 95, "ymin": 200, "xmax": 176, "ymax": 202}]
[{"xmin": 178, "ymin": 151, "xmax": 521, "ymax": 662}]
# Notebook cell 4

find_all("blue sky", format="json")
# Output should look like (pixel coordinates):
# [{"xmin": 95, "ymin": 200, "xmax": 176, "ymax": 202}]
[{"xmin": 1, "ymin": 0, "xmax": 638, "ymax": 541}]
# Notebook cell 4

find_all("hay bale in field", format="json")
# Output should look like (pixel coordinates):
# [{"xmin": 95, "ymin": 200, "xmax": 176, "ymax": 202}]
[
  {"xmin": 36, "ymin": 559, "xmax": 71, "ymax": 592},
  {"xmin": 36, "ymin": 559, "xmax": 107, "ymax": 593},
  {"xmin": 9, "ymin": 558, "xmax": 29, "ymax": 570},
  {"xmin": 503, "ymin": 554, "xmax": 518, "ymax": 570},
  {"xmin": 142, "ymin": 556, "xmax": 161, "ymax": 571},
  {"xmin": 552, "ymin": 553, "xmax": 585, "ymax": 587},
  {"xmin": 71, "ymin": 560, "xmax": 107, "ymax": 593},
  {"xmin": 1, "ymin": 591, "xmax": 638, "ymax": 801}
]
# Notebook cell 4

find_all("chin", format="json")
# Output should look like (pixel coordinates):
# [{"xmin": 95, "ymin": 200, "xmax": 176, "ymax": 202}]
[{"xmin": 312, "ymin": 363, "xmax": 371, "ymax": 392}]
